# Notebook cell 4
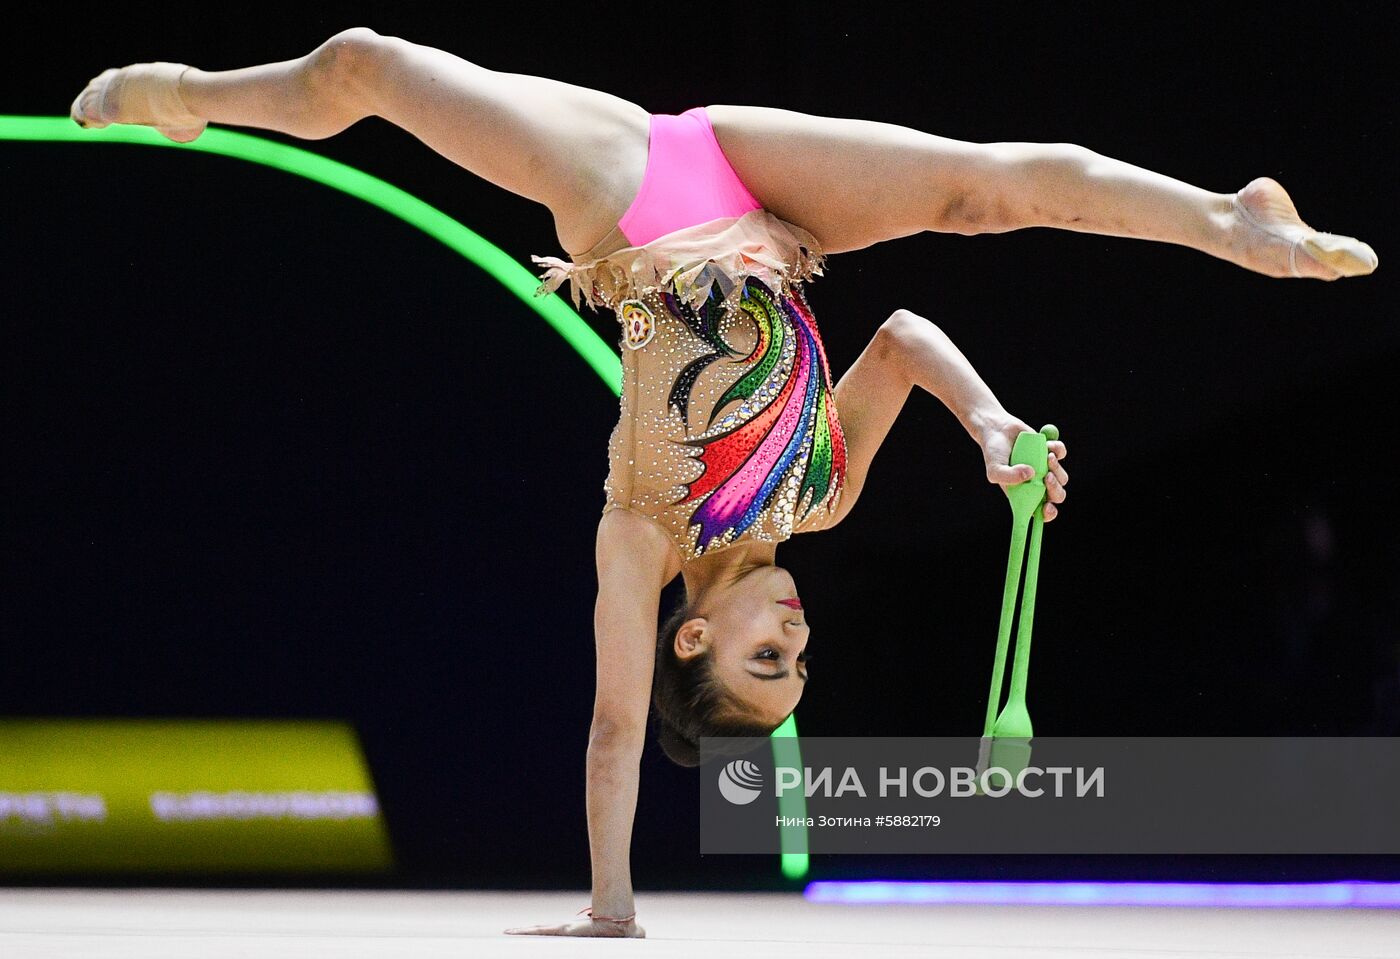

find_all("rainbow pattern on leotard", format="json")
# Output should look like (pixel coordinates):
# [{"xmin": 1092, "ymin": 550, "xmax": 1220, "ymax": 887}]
[{"xmin": 664, "ymin": 278, "xmax": 846, "ymax": 553}]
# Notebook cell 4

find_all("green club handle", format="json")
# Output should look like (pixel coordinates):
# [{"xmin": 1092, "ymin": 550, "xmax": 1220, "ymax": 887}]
[
  {"xmin": 982, "ymin": 517, "xmax": 1028, "ymax": 738},
  {"xmin": 980, "ymin": 425, "xmax": 1056, "ymax": 740},
  {"xmin": 995, "ymin": 509, "xmax": 1042, "ymax": 740}
]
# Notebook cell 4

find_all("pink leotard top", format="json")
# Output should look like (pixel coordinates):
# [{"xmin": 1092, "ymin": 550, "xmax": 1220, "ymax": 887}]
[{"xmin": 531, "ymin": 107, "xmax": 847, "ymax": 566}]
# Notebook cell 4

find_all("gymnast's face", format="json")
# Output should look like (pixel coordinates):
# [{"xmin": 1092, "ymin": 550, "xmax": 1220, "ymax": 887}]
[{"xmin": 676, "ymin": 565, "xmax": 810, "ymax": 726}]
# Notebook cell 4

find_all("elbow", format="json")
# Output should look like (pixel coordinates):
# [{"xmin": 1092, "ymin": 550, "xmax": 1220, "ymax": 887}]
[
  {"xmin": 881, "ymin": 308, "xmax": 933, "ymax": 346},
  {"xmin": 877, "ymin": 308, "xmax": 929, "ymax": 381}
]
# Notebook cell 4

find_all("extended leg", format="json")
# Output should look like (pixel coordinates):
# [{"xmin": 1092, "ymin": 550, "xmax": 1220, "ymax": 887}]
[
  {"xmin": 705, "ymin": 104, "xmax": 1376, "ymax": 280},
  {"xmin": 71, "ymin": 28, "xmax": 651, "ymax": 255}
]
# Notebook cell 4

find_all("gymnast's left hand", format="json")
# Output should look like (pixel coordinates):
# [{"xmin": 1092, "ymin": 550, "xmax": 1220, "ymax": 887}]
[
  {"xmin": 503, "ymin": 915, "xmax": 645, "ymax": 938},
  {"xmin": 978, "ymin": 414, "xmax": 1069, "ymax": 523}
]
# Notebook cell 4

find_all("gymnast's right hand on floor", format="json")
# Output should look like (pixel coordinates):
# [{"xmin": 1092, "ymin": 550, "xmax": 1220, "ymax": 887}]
[{"xmin": 504, "ymin": 913, "xmax": 646, "ymax": 938}]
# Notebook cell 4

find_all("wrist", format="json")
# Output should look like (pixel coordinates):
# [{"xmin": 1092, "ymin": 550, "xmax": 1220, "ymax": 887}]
[
  {"xmin": 579, "ymin": 905, "xmax": 636, "ymax": 923},
  {"xmin": 586, "ymin": 896, "xmax": 636, "ymax": 923},
  {"xmin": 967, "ymin": 403, "xmax": 1011, "ymax": 443}
]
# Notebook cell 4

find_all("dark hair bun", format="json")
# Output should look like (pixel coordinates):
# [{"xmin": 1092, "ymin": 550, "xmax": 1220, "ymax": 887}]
[{"xmin": 656, "ymin": 719, "xmax": 700, "ymax": 767}]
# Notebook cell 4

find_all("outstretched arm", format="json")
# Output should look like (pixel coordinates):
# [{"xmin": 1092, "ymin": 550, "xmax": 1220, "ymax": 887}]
[
  {"xmin": 505, "ymin": 507, "xmax": 673, "ymax": 938},
  {"xmin": 823, "ymin": 310, "xmax": 1068, "ymax": 531}
]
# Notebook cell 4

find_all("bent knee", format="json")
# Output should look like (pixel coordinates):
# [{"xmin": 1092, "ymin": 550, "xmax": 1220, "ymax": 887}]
[
  {"xmin": 308, "ymin": 27, "xmax": 393, "ymax": 90},
  {"xmin": 293, "ymin": 28, "xmax": 394, "ymax": 134}
]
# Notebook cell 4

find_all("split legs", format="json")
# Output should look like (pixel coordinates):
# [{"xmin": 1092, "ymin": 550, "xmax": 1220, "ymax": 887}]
[{"xmin": 704, "ymin": 103, "xmax": 1376, "ymax": 279}]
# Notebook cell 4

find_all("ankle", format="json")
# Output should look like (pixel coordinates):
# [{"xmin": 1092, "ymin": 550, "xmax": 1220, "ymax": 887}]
[{"xmin": 1204, "ymin": 192, "xmax": 1245, "ymax": 261}]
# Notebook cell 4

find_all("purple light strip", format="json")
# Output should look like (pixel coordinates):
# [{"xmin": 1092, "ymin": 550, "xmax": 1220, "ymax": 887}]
[{"xmin": 804, "ymin": 881, "xmax": 1400, "ymax": 908}]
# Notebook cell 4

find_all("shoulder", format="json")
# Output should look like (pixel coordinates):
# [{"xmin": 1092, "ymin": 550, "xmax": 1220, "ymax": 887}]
[{"xmin": 596, "ymin": 507, "xmax": 684, "ymax": 587}]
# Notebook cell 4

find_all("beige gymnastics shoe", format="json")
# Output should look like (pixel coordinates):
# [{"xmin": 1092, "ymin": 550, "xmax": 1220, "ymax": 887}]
[
  {"xmin": 1232, "ymin": 177, "xmax": 1377, "ymax": 280},
  {"xmin": 71, "ymin": 62, "xmax": 206, "ymax": 144}
]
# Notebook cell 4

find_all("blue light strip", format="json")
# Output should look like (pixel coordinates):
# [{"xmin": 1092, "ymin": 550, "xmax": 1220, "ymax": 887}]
[{"xmin": 805, "ymin": 881, "xmax": 1400, "ymax": 908}]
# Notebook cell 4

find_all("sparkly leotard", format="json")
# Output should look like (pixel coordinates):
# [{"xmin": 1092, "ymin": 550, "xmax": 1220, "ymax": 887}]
[{"xmin": 532, "ymin": 107, "xmax": 847, "ymax": 566}]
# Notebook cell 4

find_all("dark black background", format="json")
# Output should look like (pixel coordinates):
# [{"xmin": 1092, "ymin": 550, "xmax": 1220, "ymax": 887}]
[{"xmin": 3, "ymin": 3, "xmax": 1396, "ymax": 887}]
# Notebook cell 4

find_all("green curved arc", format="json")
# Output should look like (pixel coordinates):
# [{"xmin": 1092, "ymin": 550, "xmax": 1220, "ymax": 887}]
[
  {"xmin": 0, "ymin": 115, "xmax": 622, "ymax": 393},
  {"xmin": 1, "ymin": 113, "xmax": 809, "ymax": 880}
]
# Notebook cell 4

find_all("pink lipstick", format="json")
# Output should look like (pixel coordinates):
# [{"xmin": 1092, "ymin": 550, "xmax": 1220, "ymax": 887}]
[{"xmin": 777, "ymin": 598, "xmax": 803, "ymax": 610}]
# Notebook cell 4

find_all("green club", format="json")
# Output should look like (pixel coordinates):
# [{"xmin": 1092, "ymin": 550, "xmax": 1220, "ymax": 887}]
[{"xmin": 976, "ymin": 424, "xmax": 1058, "ymax": 792}]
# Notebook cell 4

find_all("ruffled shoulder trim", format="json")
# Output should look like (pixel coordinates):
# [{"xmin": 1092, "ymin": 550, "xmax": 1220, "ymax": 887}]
[{"xmin": 530, "ymin": 209, "xmax": 827, "ymax": 314}]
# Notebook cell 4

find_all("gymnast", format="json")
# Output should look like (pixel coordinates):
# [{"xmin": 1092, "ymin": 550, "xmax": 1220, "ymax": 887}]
[{"xmin": 70, "ymin": 28, "xmax": 1377, "ymax": 938}]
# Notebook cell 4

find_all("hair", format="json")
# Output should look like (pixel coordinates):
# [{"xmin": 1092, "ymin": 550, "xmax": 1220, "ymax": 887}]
[{"xmin": 650, "ymin": 592, "xmax": 784, "ymax": 767}]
